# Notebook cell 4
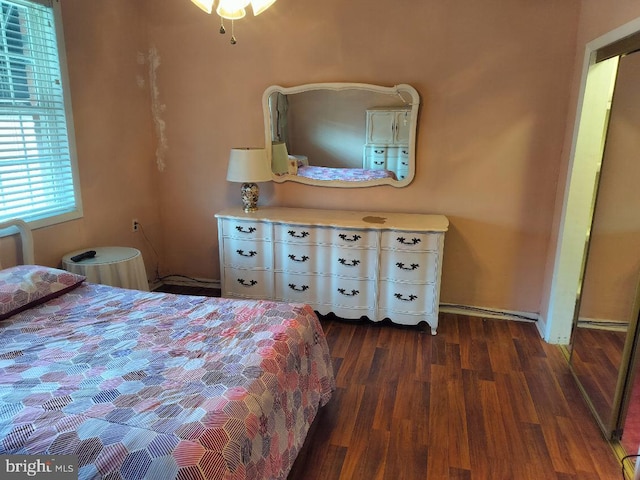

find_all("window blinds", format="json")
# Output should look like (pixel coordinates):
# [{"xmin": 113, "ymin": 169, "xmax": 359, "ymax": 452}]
[{"xmin": 0, "ymin": 0, "xmax": 79, "ymax": 224}]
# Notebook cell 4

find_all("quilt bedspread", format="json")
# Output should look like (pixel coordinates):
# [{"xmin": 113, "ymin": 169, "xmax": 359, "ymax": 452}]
[
  {"xmin": 0, "ymin": 283, "xmax": 335, "ymax": 479},
  {"xmin": 297, "ymin": 165, "xmax": 397, "ymax": 181}
]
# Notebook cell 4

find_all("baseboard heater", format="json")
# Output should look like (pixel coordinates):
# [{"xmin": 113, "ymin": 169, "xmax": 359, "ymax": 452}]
[{"xmin": 439, "ymin": 303, "xmax": 538, "ymax": 322}]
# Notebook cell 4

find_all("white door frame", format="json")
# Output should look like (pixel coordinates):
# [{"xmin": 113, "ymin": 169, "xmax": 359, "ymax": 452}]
[{"xmin": 541, "ymin": 16, "xmax": 640, "ymax": 344}]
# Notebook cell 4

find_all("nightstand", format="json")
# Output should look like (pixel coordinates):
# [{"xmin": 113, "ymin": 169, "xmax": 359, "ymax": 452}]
[{"xmin": 62, "ymin": 246, "xmax": 149, "ymax": 291}]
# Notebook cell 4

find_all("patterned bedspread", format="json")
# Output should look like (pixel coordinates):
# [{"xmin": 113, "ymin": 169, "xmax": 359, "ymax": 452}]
[
  {"xmin": 0, "ymin": 283, "xmax": 335, "ymax": 479},
  {"xmin": 297, "ymin": 165, "xmax": 397, "ymax": 181}
]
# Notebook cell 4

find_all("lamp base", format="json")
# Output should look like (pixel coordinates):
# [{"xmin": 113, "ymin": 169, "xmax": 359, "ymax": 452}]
[{"xmin": 241, "ymin": 182, "xmax": 260, "ymax": 212}]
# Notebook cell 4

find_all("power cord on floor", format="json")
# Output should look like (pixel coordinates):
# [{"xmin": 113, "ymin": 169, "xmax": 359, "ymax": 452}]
[
  {"xmin": 440, "ymin": 303, "xmax": 538, "ymax": 322},
  {"xmin": 136, "ymin": 221, "xmax": 160, "ymax": 282},
  {"xmin": 157, "ymin": 274, "xmax": 217, "ymax": 285},
  {"xmin": 136, "ymin": 221, "xmax": 216, "ymax": 288},
  {"xmin": 621, "ymin": 454, "xmax": 639, "ymax": 479},
  {"xmin": 136, "ymin": 221, "xmax": 161, "ymax": 282}
]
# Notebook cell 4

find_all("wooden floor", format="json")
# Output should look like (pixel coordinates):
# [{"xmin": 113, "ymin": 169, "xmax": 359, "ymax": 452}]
[
  {"xmin": 153, "ymin": 285, "xmax": 624, "ymax": 479},
  {"xmin": 289, "ymin": 314, "xmax": 624, "ymax": 480},
  {"xmin": 570, "ymin": 326, "xmax": 627, "ymax": 431}
]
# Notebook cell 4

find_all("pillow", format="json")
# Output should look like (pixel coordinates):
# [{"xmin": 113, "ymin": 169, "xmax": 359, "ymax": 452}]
[{"xmin": 0, "ymin": 265, "xmax": 85, "ymax": 320}]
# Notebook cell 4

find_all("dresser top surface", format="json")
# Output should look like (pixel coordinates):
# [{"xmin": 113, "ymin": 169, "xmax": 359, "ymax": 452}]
[{"xmin": 216, "ymin": 207, "xmax": 449, "ymax": 232}]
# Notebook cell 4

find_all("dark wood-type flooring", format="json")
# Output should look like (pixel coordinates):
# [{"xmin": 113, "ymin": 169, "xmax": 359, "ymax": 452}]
[
  {"xmin": 290, "ymin": 314, "xmax": 624, "ymax": 480},
  {"xmin": 570, "ymin": 326, "xmax": 640, "ymax": 466},
  {"xmin": 154, "ymin": 285, "xmax": 623, "ymax": 479},
  {"xmin": 570, "ymin": 326, "xmax": 627, "ymax": 432}
]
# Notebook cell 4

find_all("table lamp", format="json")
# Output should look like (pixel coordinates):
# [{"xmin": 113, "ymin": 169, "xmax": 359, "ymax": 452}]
[
  {"xmin": 271, "ymin": 142, "xmax": 289, "ymax": 175},
  {"xmin": 226, "ymin": 147, "xmax": 272, "ymax": 212}
]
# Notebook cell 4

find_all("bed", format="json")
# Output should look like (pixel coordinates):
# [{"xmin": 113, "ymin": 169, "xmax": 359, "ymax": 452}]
[
  {"xmin": 0, "ymin": 220, "xmax": 335, "ymax": 480},
  {"xmin": 296, "ymin": 165, "xmax": 397, "ymax": 182}
]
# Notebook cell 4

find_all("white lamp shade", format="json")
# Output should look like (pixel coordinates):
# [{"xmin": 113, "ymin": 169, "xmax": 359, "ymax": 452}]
[
  {"xmin": 226, "ymin": 148, "xmax": 272, "ymax": 183},
  {"xmin": 220, "ymin": 0, "xmax": 251, "ymax": 8},
  {"xmin": 251, "ymin": 0, "xmax": 276, "ymax": 16},
  {"xmin": 190, "ymin": 0, "xmax": 214, "ymax": 14},
  {"xmin": 217, "ymin": 7, "xmax": 246, "ymax": 20},
  {"xmin": 217, "ymin": 0, "xmax": 249, "ymax": 19}
]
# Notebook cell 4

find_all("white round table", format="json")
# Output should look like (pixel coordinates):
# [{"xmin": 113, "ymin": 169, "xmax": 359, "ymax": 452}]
[{"xmin": 62, "ymin": 246, "xmax": 149, "ymax": 291}]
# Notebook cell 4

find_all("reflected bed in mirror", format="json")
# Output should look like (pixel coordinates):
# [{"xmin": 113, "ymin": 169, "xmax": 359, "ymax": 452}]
[{"xmin": 262, "ymin": 83, "xmax": 420, "ymax": 188}]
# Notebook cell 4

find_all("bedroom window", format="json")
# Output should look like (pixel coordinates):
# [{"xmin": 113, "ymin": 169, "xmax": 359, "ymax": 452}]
[{"xmin": 0, "ymin": 0, "xmax": 81, "ymax": 229}]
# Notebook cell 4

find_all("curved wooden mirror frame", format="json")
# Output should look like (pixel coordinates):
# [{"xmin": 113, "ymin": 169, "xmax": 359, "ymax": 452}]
[{"xmin": 262, "ymin": 83, "xmax": 420, "ymax": 188}]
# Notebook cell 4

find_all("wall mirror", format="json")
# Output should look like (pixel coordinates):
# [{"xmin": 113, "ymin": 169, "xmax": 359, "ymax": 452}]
[{"xmin": 262, "ymin": 83, "xmax": 420, "ymax": 188}]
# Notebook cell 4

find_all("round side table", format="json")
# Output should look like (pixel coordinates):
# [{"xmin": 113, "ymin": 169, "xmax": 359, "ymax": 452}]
[{"xmin": 62, "ymin": 246, "xmax": 149, "ymax": 291}]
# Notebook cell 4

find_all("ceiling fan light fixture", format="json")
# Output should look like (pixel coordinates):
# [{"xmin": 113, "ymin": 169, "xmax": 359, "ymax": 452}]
[
  {"xmin": 190, "ymin": 0, "xmax": 275, "ymax": 43},
  {"xmin": 216, "ymin": 6, "xmax": 246, "ymax": 20},
  {"xmin": 190, "ymin": 0, "xmax": 215, "ymax": 14},
  {"xmin": 251, "ymin": 0, "xmax": 276, "ymax": 16}
]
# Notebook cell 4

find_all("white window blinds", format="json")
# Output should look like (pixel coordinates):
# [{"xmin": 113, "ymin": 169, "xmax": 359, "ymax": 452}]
[{"xmin": 0, "ymin": 0, "xmax": 81, "ymax": 226}]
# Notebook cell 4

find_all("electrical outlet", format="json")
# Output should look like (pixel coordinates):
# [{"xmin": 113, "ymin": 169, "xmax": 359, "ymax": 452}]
[{"xmin": 132, "ymin": 219, "xmax": 139, "ymax": 232}]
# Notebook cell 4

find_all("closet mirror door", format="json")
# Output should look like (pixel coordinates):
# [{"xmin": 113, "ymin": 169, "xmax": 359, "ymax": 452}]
[
  {"xmin": 569, "ymin": 50, "xmax": 640, "ymax": 441},
  {"xmin": 620, "ymin": 284, "xmax": 640, "ymax": 459}
]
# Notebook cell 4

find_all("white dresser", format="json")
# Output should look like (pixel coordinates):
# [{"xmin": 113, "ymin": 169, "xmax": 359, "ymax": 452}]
[
  {"xmin": 215, "ymin": 207, "xmax": 448, "ymax": 334},
  {"xmin": 363, "ymin": 108, "xmax": 411, "ymax": 180}
]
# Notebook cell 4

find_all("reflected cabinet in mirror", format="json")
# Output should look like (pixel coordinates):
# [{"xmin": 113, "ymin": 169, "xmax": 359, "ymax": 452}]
[{"xmin": 262, "ymin": 83, "xmax": 420, "ymax": 188}]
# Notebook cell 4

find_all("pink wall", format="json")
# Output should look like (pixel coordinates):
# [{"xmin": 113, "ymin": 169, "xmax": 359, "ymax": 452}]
[
  {"xmin": 4, "ymin": 1, "xmax": 639, "ymax": 319},
  {"xmin": 541, "ymin": 1, "xmax": 640, "ymax": 325},
  {"xmin": 145, "ymin": 0, "xmax": 579, "ymax": 313}
]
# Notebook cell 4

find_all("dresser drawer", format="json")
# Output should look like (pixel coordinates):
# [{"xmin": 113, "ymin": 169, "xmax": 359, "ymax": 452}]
[
  {"xmin": 222, "ymin": 238, "xmax": 273, "ymax": 269},
  {"xmin": 275, "ymin": 272, "xmax": 320, "ymax": 304},
  {"xmin": 369, "ymin": 158, "xmax": 387, "ymax": 170},
  {"xmin": 380, "ymin": 250, "xmax": 438, "ymax": 283},
  {"xmin": 274, "ymin": 244, "xmax": 376, "ymax": 278},
  {"xmin": 364, "ymin": 145, "xmax": 388, "ymax": 161},
  {"xmin": 221, "ymin": 218, "xmax": 271, "ymax": 240},
  {"xmin": 275, "ymin": 273, "xmax": 375, "ymax": 310},
  {"xmin": 329, "ymin": 276, "xmax": 376, "ymax": 310},
  {"xmin": 274, "ymin": 224, "xmax": 377, "ymax": 248},
  {"xmin": 223, "ymin": 267, "xmax": 273, "ymax": 299},
  {"xmin": 378, "ymin": 281, "xmax": 437, "ymax": 314},
  {"xmin": 381, "ymin": 231, "xmax": 441, "ymax": 251},
  {"xmin": 396, "ymin": 168, "xmax": 409, "ymax": 181}
]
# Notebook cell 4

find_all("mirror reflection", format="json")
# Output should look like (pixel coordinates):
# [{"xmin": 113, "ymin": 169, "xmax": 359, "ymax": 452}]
[
  {"xmin": 569, "ymin": 49, "xmax": 640, "ymax": 458},
  {"xmin": 262, "ymin": 83, "xmax": 420, "ymax": 188}
]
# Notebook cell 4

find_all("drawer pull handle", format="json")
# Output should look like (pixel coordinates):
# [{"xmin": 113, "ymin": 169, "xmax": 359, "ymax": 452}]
[
  {"xmin": 288, "ymin": 254, "xmax": 309, "ymax": 263},
  {"xmin": 396, "ymin": 236, "xmax": 421, "ymax": 246},
  {"xmin": 237, "ymin": 278, "xmax": 258, "ymax": 287},
  {"xmin": 338, "ymin": 233, "xmax": 361, "ymax": 242},
  {"xmin": 236, "ymin": 225, "xmax": 256, "ymax": 234},
  {"xmin": 394, "ymin": 293, "xmax": 418, "ymax": 302},
  {"xmin": 338, "ymin": 258, "xmax": 360, "ymax": 267},
  {"xmin": 236, "ymin": 249, "xmax": 257, "ymax": 257},
  {"xmin": 396, "ymin": 262, "xmax": 419, "ymax": 271},
  {"xmin": 374, "ymin": 161, "xmax": 384, "ymax": 165},
  {"xmin": 288, "ymin": 283, "xmax": 309, "ymax": 292},
  {"xmin": 338, "ymin": 288, "xmax": 359, "ymax": 297},
  {"xmin": 374, "ymin": 149, "xmax": 385, "ymax": 154},
  {"xmin": 288, "ymin": 230, "xmax": 310, "ymax": 239}
]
